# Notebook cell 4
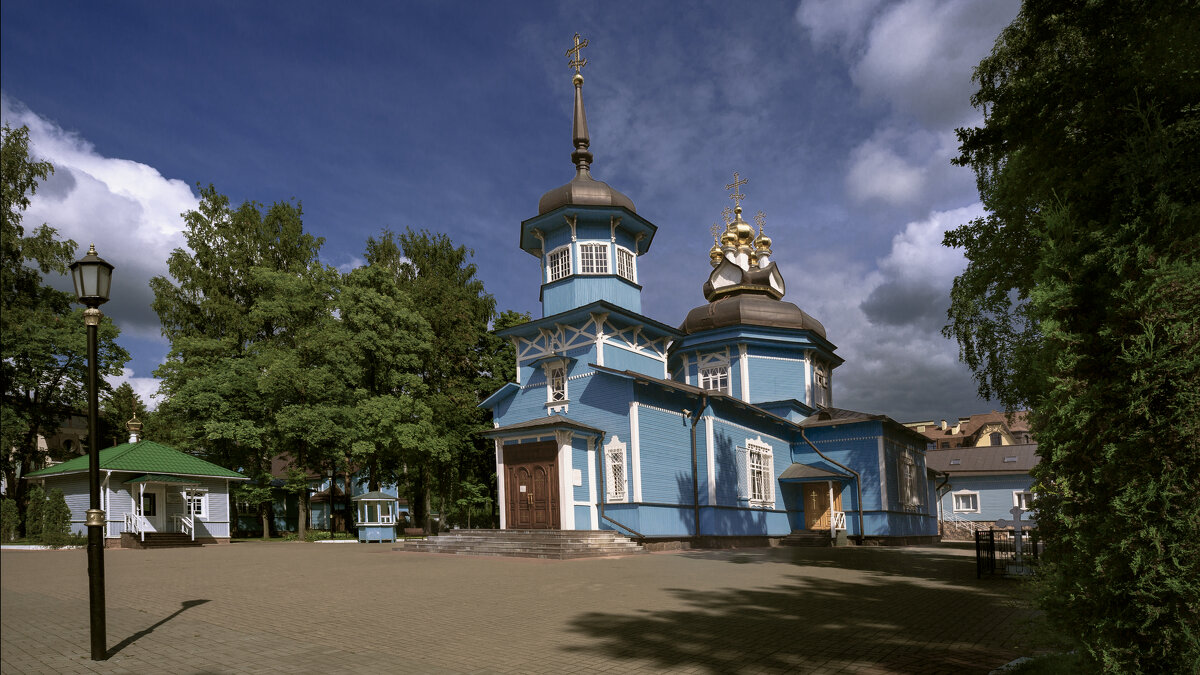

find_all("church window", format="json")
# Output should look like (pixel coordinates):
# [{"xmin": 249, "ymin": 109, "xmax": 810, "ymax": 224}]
[
  {"xmin": 990, "ymin": 431, "xmax": 1003, "ymax": 446},
  {"xmin": 549, "ymin": 366, "xmax": 567, "ymax": 402},
  {"xmin": 616, "ymin": 246, "xmax": 637, "ymax": 283},
  {"xmin": 952, "ymin": 491, "xmax": 979, "ymax": 513},
  {"xmin": 604, "ymin": 437, "xmax": 627, "ymax": 502},
  {"xmin": 699, "ymin": 366, "xmax": 729, "ymax": 394},
  {"xmin": 744, "ymin": 441, "xmax": 774, "ymax": 508},
  {"xmin": 814, "ymin": 363, "xmax": 830, "ymax": 407},
  {"xmin": 579, "ymin": 242, "xmax": 609, "ymax": 274},
  {"xmin": 896, "ymin": 448, "xmax": 924, "ymax": 511},
  {"xmin": 547, "ymin": 246, "xmax": 572, "ymax": 282}
]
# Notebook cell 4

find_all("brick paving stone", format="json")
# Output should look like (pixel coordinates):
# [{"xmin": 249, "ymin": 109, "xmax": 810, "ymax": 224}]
[{"xmin": 3, "ymin": 543, "xmax": 1040, "ymax": 674}]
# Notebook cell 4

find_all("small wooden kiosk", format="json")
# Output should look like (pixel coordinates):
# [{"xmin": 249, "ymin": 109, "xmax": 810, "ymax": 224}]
[{"xmin": 352, "ymin": 491, "xmax": 399, "ymax": 543}]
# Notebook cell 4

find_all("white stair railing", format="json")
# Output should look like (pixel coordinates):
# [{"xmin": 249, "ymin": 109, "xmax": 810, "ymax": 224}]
[
  {"xmin": 831, "ymin": 510, "xmax": 847, "ymax": 531},
  {"xmin": 180, "ymin": 515, "xmax": 194, "ymax": 540},
  {"xmin": 125, "ymin": 513, "xmax": 149, "ymax": 541}
]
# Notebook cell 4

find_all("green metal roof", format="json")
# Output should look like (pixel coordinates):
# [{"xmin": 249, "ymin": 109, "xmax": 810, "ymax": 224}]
[{"xmin": 25, "ymin": 441, "xmax": 247, "ymax": 481}]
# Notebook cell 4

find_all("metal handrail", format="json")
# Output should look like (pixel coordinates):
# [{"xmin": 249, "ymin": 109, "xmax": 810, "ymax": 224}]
[{"xmin": 180, "ymin": 515, "xmax": 194, "ymax": 540}]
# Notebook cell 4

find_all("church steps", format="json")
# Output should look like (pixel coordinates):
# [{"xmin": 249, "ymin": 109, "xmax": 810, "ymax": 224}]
[{"xmin": 779, "ymin": 531, "xmax": 834, "ymax": 548}]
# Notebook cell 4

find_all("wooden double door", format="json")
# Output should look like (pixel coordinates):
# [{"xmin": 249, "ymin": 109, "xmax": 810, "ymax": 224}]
[
  {"xmin": 803, "ymin": 482, "xmax": 843, "ymax": 530},
  {"xmin": 504, "ymin": 442, "xmax": 560, "ymax": 529}
]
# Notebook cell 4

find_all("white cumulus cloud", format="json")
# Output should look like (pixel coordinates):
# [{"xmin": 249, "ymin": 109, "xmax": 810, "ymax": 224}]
[{"xmin": 2, "ymin": 94, "xmax": 197, "ymax": 341}]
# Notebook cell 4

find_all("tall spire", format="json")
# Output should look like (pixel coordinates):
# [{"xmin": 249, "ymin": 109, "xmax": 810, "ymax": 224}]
[{"xmin": 567, "ymin": 33, "xmax": 593, "ymax": 176}]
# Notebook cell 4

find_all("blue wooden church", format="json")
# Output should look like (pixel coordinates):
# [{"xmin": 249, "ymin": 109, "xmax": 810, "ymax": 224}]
[{"xmin": 479, "ymin": 37, "xmax": 938, "ymax": 545}]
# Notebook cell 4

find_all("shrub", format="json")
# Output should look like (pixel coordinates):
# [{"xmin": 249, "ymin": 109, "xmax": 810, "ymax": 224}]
[
  {"xmin": 39, "ymin": 488, "xmax": 73, "ymax": 547},
  {"xmin": 24, "ymin": 485, "xmax": 45, "ymax": 540},
  {"xmin": 0, "ymin": 499, "xmax": 18, "ymax": 541}
]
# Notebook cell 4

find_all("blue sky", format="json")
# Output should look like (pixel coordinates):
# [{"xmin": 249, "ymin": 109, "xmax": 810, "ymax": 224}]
[{"xmin": 1, "ymin": 0, "xmax": 1020, "ymax": 423}]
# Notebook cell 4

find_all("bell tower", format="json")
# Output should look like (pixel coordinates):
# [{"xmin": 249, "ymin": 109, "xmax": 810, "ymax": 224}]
[{"xmin": 518, "ymin": 33, "xmax": 657, "ymax": 317}]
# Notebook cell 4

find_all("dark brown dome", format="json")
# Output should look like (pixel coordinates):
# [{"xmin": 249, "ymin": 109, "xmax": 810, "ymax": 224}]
[
  {"xmin": 538, "ymin": 172, "xmax": 636, "ymax": 215},
  {"xmin": 680, "ymin": 293, "xmax": 827, "ymax": 338}
]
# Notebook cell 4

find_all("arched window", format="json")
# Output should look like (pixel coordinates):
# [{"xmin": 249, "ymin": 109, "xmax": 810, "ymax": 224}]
[{"xmin": 990, "ymin": 431, "xmax": 1003, "ymax": 446}]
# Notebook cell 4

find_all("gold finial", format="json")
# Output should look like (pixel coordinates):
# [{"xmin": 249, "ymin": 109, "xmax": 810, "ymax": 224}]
[
  {"xmin": 721, "ymin": 206, "xmax": 733, "ymax": 226},
  {"xmin": 88, "ymin": 243, "xmax": 98, "ymax": 256},
  {"xmin": 725, "ymin": 171, "xmax": 748, "ymax": 210},
  {"xmin": 566, "ymin": 32, "xmax": 589, "ymax": 75}
]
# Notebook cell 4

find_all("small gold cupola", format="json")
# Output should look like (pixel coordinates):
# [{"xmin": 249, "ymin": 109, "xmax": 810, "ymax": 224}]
[
  {"xmin": 753, "ymin": 211, "xmax": 773, "ymax": 267},
  {"xmin": 127, "ymin": 414, "xmax": 143, "ymax": 443}
]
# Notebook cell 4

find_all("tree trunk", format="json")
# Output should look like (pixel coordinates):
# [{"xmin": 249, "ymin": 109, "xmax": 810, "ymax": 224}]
[
  {"xmin": 297, "ymin": 487, "xmax": 308, "ymax": 539},
  {"xmin": 260, "ymin": 503, "xmax": 271, "ymax": 541}
]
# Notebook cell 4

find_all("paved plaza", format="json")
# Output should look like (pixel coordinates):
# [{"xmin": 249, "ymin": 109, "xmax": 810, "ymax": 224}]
[{"xmin": 2, "ymin": 542, "xmax": 1044, "ymax": 674}]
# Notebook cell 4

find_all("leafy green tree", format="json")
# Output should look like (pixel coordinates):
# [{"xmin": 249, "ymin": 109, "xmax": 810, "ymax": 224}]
[
  {"xmin": 234, "ymin": 477, "xmax": 277, "ymax": 540},
  {"xmin": 393, "ymin": 228, "xmax": 497, "ymax": 532},
  {"xmin": 1, "ymin": 124, "xmax": 129, "ymax": 531},
  {"xmin": 341, "ymin": 233, "xmax": 438, "ymax": 499},
  {"xmin": 250, "ymin": 261, "xmax": 347, "ymax": 539},
  {"xmin": 152, "ymin": 186, "xmax": 322, "ymax": 469},
  {"xmin": 946, "ymin": 2, "xmax": 1199, "ymax": 671},
  {"xmin": 101, "ymin": 382, "xmax": 147, "ymax": 447},
  {"xmin": 469, "ymin": 309, "xmax": 530, "ymax": 526}
]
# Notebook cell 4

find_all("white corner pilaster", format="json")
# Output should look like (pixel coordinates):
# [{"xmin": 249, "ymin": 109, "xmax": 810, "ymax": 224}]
[
  {"xmin": 705, "ymin": 416, "xmax": 716, "ymax": 506},
  {"xmin": 556, "ymin": 430, "xmax": 575, "ymax": 530},
  {"xmin": 495, "ymin": 440, "xmax": 507, "ymax": 530},
  {"xmin": 629, "ymin": 401, "xmax": 642, "ymax": 503},
  {"xmin": 738, "ymin": 343, "xmax": 750, "ymax": 401},
  {"xmin": 587, "ymin": 437, "xmax": 599, "ymax": 530}
]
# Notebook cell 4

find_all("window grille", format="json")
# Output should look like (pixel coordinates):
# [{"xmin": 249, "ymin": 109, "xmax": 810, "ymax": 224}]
[
  {"xmin": 745, "ymin": 442, "xmax": 774, "ymax": 507},
  {"xmin": 579, "ymin": 242, "xmax": 609, "ymax": 274},
  {"xmin": 187, "ymin": 495, "xmax": 206, "ymax": 518},
  {"xmin": 897, "ymin": 448, "xmax": 924, "ymax": 510},
  {"xmin": 547, "ymin": 246, "xmax": 571, "ymax": 282},
  {"xmin": 549, "ymin": 366, "xmax": 567, "ymax": 402},
  {"xmin": 616, "ymin": 246, "xmax": 636, "ymax": 282},
  {"xmin": 700, "ymin": 366, "xmax": 729, "ymax": 394},
  {"xmin": 605, "ymin": 440, "xmax": 626, "ymax": 502}
]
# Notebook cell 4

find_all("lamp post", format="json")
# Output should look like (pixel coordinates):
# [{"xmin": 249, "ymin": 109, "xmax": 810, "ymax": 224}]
[{"xmin": 69, "ymin": 243, "xmax": 112, "ymax": 661}]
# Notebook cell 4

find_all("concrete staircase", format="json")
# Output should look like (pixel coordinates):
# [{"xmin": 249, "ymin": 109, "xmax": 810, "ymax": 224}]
[
  {"xmin": 122, "ymin": 532, "xmax": 203, "ymax": 549},
  {"xmin": 394, "ymin": 529, "xmax": 646, "ymax": 559},
  {"xmin": 780, "ymin": 531, "xmax": 833, "ymax": 548}
]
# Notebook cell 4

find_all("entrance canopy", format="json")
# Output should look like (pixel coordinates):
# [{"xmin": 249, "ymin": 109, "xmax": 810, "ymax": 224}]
[
  {"xmin": 778, "ymin": 463, "xmax": 851, "ymax": 483},
  {"xmin": 124, "ymin": 474, "xmax": 202, "ymax": 485}
]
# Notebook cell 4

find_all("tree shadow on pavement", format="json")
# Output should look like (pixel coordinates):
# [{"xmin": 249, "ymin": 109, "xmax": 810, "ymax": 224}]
[
  {"xmin": 565, "ymin": 572, "xmax": 1032, "ymax": 674},
  {"xmin": 676, "ymin": 545, "xmax": 986, "ymax": 585},
  {"xmin": 108, "ymin": 599, "xmax": 210, "ymax": 658}
]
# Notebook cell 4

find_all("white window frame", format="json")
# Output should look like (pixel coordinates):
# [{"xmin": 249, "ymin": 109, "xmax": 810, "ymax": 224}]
[
  {"xmin": 578, "ymin": 242, "xmax": 609, "ymax": 275},
  {"xmin": 604, "ymin": 437, "xmax": 627, "ymax": 502},
  {"xmin": 699, "ymin": 365, "xmax": 730, "ymax": 394},
  {"xmin": 746, "ymin": 440, "xmax": 774, "ymax": 508},
  {"xmin": 814, "ymin": 362, "xmax": 830, "ymax": 407},
  {"xmin": 897, "ymin": 448, "xmax": 924, "ymax": 511},
  {"xmin": 546, "ymin": 245, "xmax": 572, "ymax": 282},
  {"xmin": 952, "ymin": 490, "xmax": 980, "ymax": 513},
  {"xmin": 1013, "ymin": 490, "xmax": 1035, "ymax": 511},
  {"xmin": 543, "ymin": 360, "xmax": 568, "ymax": 411},
  {"xmin": 615, "ymin": 246, "xmax": 637, "ymax": 283},
  {"xmin": 186, "ymin": 492, "xmax": 208, "ymax": 519}
]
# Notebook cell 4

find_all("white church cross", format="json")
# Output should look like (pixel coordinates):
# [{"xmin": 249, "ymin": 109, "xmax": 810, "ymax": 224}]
[{"xmin": 995, "ymin": 504, "xmax": 1030, "ymax": 559}]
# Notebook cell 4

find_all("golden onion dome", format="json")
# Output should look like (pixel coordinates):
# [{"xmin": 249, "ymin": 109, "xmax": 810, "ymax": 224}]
[{"xmin": 709, "ymin": 240, "xmax": 723, "ymax": 266}]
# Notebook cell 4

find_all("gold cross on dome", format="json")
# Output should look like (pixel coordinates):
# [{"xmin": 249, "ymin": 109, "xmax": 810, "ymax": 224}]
[
  {"xmin": 721, "ymin": 206, "xmax": 733, "ymax": 226},
  {"xmin": 754, "ymin": 211, "xmax": 766, "ymax": 230},
  {"xmin": 725, "ymin": 171, "xmax": 748, "ymax": 209},
  {"xmin": 711, "ymin": 223, "xmax": 721, "ymax": 242},
  {"xmin": 566, "ymin": 33, "xmax": 589, "ymax": 74}
]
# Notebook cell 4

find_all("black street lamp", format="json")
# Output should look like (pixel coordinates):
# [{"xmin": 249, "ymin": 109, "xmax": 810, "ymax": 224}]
[{"xmin": 69, "ymin": 243, "xmax": 112, "ymax": 661}]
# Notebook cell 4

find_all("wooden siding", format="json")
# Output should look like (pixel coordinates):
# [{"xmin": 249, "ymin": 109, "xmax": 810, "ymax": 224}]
[
  {"xmin": 941, "ymin": 474, "xmax": 1034, "ymax": 522},
  {"xmin": 543, "ymin": 275, "xmax": 641, "ymax": 315},
  {"xmin": 746, "ymin": 354, "xmax": 807, "ymax": 405}
]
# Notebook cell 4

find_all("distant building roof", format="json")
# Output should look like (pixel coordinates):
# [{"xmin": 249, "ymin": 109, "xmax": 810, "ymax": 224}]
[
  {"xmin": 26, "ymin": 440, "xmax": 247, "ymax": 480},
  {"xmin": 925, "ymin": 444, "xmax": 1040, "ymax": 475}
]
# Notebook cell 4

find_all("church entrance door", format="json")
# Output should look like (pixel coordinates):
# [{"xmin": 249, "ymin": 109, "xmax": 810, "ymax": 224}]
[
  {"xmin": 504, "ymin": 441, "xmax": 560, "ymax": 529},
  {"xmin": 803, "ymin": 482, "xmax": 842, "ymax": 530}
]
